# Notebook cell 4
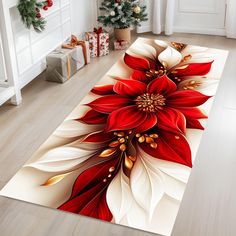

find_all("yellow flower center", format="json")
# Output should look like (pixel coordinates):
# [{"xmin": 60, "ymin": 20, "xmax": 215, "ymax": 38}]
[{"xmin": 135, "ymin": 93, "xmax": 166, "ymax": 112}]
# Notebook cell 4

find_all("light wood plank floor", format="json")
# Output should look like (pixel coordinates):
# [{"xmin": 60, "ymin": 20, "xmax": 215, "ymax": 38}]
[{"xmin": 0, "ymin": 32, "xmax": 236, "ymax": 236}]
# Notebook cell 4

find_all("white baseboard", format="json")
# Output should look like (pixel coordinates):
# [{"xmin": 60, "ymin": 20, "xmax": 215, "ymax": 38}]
[
  {"xmin": 173, "ymin": 26, "xmax": 226, "ymax": 36},
  {"xmin": 137, "ymin": 24, "xmax": 226, "ymax": 36}
]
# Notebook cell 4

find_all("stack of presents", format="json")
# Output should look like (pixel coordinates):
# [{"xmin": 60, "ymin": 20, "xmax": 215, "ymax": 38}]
[{"xmin": 46, "ymin": 27, "xmax": 129, "ymax": 83}]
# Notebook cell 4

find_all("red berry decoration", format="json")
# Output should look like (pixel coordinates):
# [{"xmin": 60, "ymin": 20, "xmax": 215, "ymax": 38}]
[
  {"xmin": 43, "ymin": 5, "xmax": 48, "ymax": 10},
  {"xmin": 36, "ymin": 12, "xmax": 41, "ymax": 18},
  {"xmin": 47, "ymin": 0, "xmax": 53, "ymax": 7}
]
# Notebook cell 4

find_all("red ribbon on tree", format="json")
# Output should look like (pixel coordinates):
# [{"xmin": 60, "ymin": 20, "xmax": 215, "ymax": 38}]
[{"xmin": 94, "ymin": 27, "xmax": 104, "ymax": 57}]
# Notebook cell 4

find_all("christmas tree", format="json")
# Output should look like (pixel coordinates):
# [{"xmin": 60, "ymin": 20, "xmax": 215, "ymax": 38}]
[{"xmin": 98, "ymin": 0, "xmax": 148, "ymax": 29}]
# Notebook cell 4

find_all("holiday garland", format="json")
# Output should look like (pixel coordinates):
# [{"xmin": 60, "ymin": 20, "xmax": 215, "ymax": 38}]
[
  {"xmin": 18, "ymin": 0, "xmax": 54, "ymax": 33},
  {"xmin": 98, "ymin": 0, "xmax": 148, "ymax": 29}
]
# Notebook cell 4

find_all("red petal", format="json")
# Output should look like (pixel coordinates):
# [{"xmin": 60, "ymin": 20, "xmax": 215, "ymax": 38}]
[
  {"xmin": 140, "ymin": 130, "xmax": 192, "ymax": 167},
  {"xmin": 177, "ymin": 107, "xmax": 208, "ymax": 119},
  {"xmin": 113, "ymin": 78, "xmax": 146, "ymax": 97},
  {"xmin": 91, "ymin": 85, "xmax": 115, "ymax": 95},
  {"xmin": 186, "ymin": 119, "xmax": 205, "ymax": 130},
  {"xmin": 147, "ymin": 75, "xmax": 177, "ymax": 95},
  {"xmin": 80, "ymin": 189, "xmax": 112, "ymax": 221},
  {"xmin": 78, "ymin": 110, "xmax": 107, "ymax": 124},
  {"xmin": 136, "ymin": 113, "xmax": 157, "ymax": 133},
  {"xmin": 132, "ymin": 70, "xmax": 150, "ymax": 83},
  {"xmin": 124, "ymin": 53, "xmax": 151, "ymax": 71},
  {"xmin": 83, "ymin": 131, "xmax": 114, "ymax": 143},
  {"xmin": 58, "ymin": 158, "xmax": 120, "ymax": 221},
  {"xmin": 173, "ymin": 61, "xmax": 213, "ymax": 77},
  {"xmin": 157, "ymin": 108, "xmax": 186, "ymax": 134},
  {"xmin": 106, "ymin": 106, "xmax": 147, "ymax": 132},
  {"xmin": 87, "ymin": 95, "xmax": 131, "ymax": 113},
  {"xmin": 167, "ymin": 90, "xmax": 211, "ymax": 107}
]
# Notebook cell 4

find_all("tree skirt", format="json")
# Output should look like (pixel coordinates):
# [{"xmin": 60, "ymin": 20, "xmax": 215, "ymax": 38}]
[{"xmin": 1, "ymin": 38, "xmax": 228, "ymax": 236}]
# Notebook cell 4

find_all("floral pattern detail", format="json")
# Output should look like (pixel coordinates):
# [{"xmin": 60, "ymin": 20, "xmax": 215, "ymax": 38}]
[
  {"xmin": 1, "ymin": 38, "xmax": 228, "ymax": 236},
  {"xmin": 54, "ymin": 39, "xmax": 213, "ymax": 218}
]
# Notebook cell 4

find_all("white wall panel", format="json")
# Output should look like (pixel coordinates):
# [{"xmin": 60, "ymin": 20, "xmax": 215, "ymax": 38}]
[
  {"xmin": 31, "ymin": 28, "xmax": 62, "ymax": 63},
  {"xmin": 174, "ymin": 0, "xmax": 226, "ymax": 35},
  {"xmin": 9, "ymin": 0, "xmax": 72, "ymax": 82},
  {"xmin": 16, "ymin": 48, "xmax": 32, "ymax": 75}
]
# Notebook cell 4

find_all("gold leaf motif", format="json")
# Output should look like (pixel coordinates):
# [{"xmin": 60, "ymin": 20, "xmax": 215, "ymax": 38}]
[
  {"xmin": 146, "ymin": 137, "xmax": 154, "ymax": 144},
  {"xmin": 42, "ymin": 172, "xmax": 72, "ymax": 187},
  {"xmin": 109, "ymin": 167, "xmax": 115, "ymax": 172},
  {"xmin": 125, "ymin": 155, "xmax": 133, "ymax": 170},
  {"xmin": 128, "ymin": 155, "xmax": 137, "ymax": 162},
  {"xmin": 99, "ymin": 148, "xmax": 116, "ymax": 157},
  {"xmin": 109, "ymin": 140, "xmax": 120, "ymax": 147},
  {"xmin": 119, "ymin": 144, "xmax": 127, "ymax": 152},
  {"xmin": 138, "ymin": 136, "xmax": 145, "ymax": 143},
  {"xmin": 150, "ymin": 142, "xmax": 158, "ymax": 149},
  {"xmin": 149, "ymin": 134, "xmax": 159, "ymax": 139}
]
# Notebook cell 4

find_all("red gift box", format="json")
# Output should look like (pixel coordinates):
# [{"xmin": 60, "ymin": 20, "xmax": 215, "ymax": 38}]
[{"xmin": 85, "ymin": 27, "xmax": 109, "ymax": 57}]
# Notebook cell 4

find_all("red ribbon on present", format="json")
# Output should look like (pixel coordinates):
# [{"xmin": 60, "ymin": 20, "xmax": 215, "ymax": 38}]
[
  {"xmin": 116, "ymin": 39, "xmax": 126, "ymax": 46},
  {"xmin": 94, "ymin": 27, "xmax": 103, "ymax": 57}
]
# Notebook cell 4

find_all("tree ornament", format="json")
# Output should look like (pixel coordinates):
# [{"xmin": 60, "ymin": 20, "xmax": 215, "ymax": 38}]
[
  {"xmin": 18, "ymin": 0, "xmax": 54, "ymax": 33},
  {"xmin": 110, "ymin": 10, "xmax": 116, "ymax": 16},
  {"xmin": 133, "ymin": 6, "xmax": 141, "ymax": 14}
]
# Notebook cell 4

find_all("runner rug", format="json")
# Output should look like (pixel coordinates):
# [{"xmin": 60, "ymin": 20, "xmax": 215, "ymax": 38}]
[{"xmin": 1, "ymin": 38, "xmax": 228, "ymax": 236}]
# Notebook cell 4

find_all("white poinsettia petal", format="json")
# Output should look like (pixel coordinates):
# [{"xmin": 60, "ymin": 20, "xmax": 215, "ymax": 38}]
[
  {"xmin": 185, "ymin": 53, "xmax": 213, "ymax": 64},
  {"xmin": 130, "ymin": 152, "xmax": 164, "ymax": 220},
  {"xmin": 125, "ymin": 200, "xmax": 148, "ymax": 229},
  {"xmin": 178, "ymin": 77, "xmax": 219, "ymax": 96},
  {"xmin": 183, "ymin": 45, "xmax": 208, "ymax": 54},
  {"xmin": 154, "ymin": 40, "xmax": 169, "ymax": 48},
  {"xmin": 158, "ymin": 46, "xmax": 182, "ymax": 69},
  {"xmin": 138, "ymin": 147, "xmax": 191, "ymax": 184},
  {"xmin": 107, "ymin": 168, "xmax": 133, "ymax": 223},
  {"xmin": 161, "ymin": 172, "xmax": 186, "ymax": 201},
  {"xmin": 25, "ymin": 147, "xmax": 94, "ymax": 172},
  {"xmin": 129, "ymin": 43, "xmax": 157, "ymax": 60},
  {"xmin": 181, "ymin": 45, "xmax": 213, "ymax": 63},
  {"xmin": 53, "ymin": 120, "xmax": 103, "ymax": 138}
]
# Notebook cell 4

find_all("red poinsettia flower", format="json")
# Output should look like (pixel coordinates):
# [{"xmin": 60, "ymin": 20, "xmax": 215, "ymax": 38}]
[
  {"xmin": 124, "ymin": 48, "xmax": 213, "ymax": 84},
  {"xmin": 85, "ymin": 75, "xmax": 210, "ymax": 133},
  {"xmin": 58, "ymin": 125, "xmax": 192, "ymax": 217}
]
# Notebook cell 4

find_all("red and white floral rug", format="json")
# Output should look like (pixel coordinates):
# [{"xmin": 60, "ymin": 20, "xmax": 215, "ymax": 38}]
[{"xmin": 1, "ymin": 38, "xmax": 228, "ymax": 236}]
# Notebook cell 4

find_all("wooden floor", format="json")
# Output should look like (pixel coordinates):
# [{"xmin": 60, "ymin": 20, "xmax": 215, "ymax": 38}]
[{"xmin": 0, "ymin": 32, "xmax": 236, "ymax": 236}]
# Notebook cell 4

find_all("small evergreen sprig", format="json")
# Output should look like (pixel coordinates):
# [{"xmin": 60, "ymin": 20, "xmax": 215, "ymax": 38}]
[
  {"xmin": 98, "ymin": 0, "xmax": 148, "ymax": 29},
  {"xmin": 18, "ymin": 0, "xmax": 53, "ymax": 33}
]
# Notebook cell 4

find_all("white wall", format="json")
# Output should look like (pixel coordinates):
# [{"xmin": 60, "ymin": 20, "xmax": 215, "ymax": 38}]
[{"xmin": 70, "ymin": 0, "xmax": 98, "ymax": 36}]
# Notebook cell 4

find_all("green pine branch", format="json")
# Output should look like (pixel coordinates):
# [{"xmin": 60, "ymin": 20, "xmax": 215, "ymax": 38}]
[{"xmin": 18, "ymin": 0, "xmax": 47, "ymax": 33}]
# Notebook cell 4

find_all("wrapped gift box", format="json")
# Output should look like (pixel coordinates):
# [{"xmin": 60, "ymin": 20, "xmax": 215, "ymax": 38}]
[
  {"xmin": 85, "ymin": 27, "xmax": 109, "ymax": 57},
  {"xmin": 114, "ymin": 40, "xmax": 129, "ymax": 50},
  {"xmin": 46, "ymin": 41, "xmax": 90, "ymax": 83}
]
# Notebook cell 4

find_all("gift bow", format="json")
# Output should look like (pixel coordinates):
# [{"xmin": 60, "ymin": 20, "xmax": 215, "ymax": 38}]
[
  {"xmin": 94, "ymin": 27, "xmax": 103, "ymax": 34},
  {"xmin": 62, "ymin": 35, "xmax": 88, "ymax": 65}
]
